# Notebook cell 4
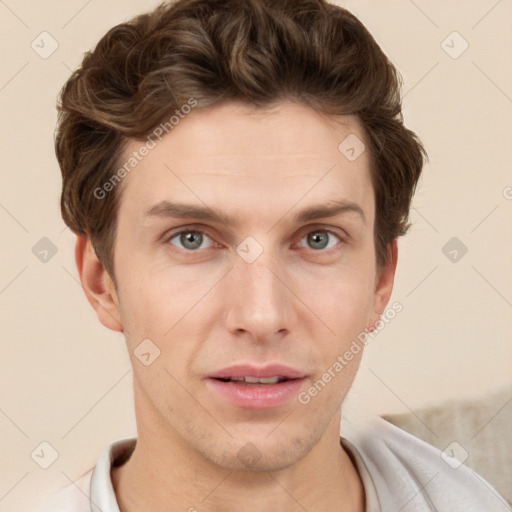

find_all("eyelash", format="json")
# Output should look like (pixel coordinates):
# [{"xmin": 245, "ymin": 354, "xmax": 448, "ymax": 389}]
[{"xmin": 163, "ymin": 225, "xmax": 345, "ymax": 255}]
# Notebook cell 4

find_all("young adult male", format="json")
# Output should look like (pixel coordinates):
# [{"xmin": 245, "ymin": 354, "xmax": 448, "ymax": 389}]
[{"xmin": 46, "ymin": 0, "xmax": 510, "ymax": 511}]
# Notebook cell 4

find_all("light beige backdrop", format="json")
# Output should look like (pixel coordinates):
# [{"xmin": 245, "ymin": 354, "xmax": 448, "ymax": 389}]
[{"xmin": 1, "ymin": 0, "xmax": 511, "ymax": 510}]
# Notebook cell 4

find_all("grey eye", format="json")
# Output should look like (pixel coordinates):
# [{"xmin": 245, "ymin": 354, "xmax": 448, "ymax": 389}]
[
  {"xmin": 301, "ymin": 230, "xmax": 340, "ymax": 251},
  {"xmin": 169, "ymin": 230, "xmax": 212, "ymax": 250}
]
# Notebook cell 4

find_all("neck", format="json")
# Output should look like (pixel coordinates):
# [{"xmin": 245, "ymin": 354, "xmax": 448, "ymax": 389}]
[{"xmin": 112, "ymin": 397, "xmax": 365, "ymax": 512}]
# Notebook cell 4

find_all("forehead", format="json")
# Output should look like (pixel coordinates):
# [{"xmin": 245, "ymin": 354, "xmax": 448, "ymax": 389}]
[{"xmin": 117, "ymin": 100, "xmax": 373, "ymax": 226}]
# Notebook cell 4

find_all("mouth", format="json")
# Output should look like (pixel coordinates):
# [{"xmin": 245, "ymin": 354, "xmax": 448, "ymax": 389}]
[
  {"xmin": 212, "ymin": 376, "xmax": 292, "ymax": 385},
  {"xmin": 206, "ymin": 364, "xmax": 307, "ymax": 409}
]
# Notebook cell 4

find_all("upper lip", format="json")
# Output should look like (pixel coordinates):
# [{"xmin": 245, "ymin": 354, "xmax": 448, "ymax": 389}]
[{"xmin": 208, "ymin": 364, "xmax": 306, "ymax": 380}]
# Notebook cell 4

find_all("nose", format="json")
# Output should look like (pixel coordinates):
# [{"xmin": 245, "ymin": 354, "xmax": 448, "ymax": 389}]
[{"xmin": 222, "ymin": 250, "xmax": 297, "ymax": 343}]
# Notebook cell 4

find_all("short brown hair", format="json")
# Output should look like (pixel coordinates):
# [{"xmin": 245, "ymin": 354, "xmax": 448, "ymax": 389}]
[{"xmin": 55, "ymin": 0, "xmax": 427, "ymax": 278}]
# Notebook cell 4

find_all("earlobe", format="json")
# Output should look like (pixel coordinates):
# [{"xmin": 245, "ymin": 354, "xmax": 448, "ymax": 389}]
[
  {"xmin": 368, "ymin": 239, "xmax": 398, "ymax": 332},
  {"xmin": 75, "ymin": 235, "xmax": 123, "ymax": 332}
]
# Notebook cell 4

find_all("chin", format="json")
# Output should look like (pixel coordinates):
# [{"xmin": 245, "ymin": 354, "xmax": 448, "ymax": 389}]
[
  {"xmin": 202, "ymin": 430, "xmax": 315, "ymax": 473},
  {"xmin": 218, "ymin": 448, "xmax": 304, "ymax": 473}
]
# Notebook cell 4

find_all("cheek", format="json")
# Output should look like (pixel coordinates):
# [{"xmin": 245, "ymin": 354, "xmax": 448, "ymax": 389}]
[
  {"xmin": 299, "ymin": 279, "xmax": 372, "ymax": 410},
  {"xmin": 115, "ymin": 253, "xmax": 193, "ymax": 325},
  {"xmin": 304, "ymin": 263, "xmax": 376, "ymax": 343},
  {"xmin": 115, "ymin": 260, "xmax": 223, "ymax": 373}
]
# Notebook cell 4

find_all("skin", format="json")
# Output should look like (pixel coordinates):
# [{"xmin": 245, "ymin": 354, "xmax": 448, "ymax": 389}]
[{"xmin": 76, "ymin": 99, "xmax": 397, "ymax": 512}]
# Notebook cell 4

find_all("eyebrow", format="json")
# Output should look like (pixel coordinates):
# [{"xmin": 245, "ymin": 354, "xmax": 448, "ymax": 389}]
[{"xmin": 144, "ymin": 199, "xmax": 366, "ymax": 226}]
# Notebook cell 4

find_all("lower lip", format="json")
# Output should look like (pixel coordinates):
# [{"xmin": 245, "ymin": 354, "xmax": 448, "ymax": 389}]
[{"xmin": 206, "ymin": 378, "xmax": 306, "ymax": 409}]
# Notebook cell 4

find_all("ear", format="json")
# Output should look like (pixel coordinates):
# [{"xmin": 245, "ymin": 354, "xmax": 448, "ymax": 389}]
[
  {"xmin": 74, "ymin": 235, "xmax": 123, "ymax": 332},
  {"xmin": 368, "ymin": 239, "xmax": 398, "ymax": 332}
]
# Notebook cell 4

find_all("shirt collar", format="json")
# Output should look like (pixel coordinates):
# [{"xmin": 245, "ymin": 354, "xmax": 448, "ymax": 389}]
[{"xmin": 90, "ymin": 438, "xmax": 136, "ymax": 512}]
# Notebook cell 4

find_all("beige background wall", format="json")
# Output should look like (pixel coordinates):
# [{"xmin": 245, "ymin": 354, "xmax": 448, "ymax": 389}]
[{"xmin": 1, "ymin": 0, "xmax": 511, "ymax": 510}]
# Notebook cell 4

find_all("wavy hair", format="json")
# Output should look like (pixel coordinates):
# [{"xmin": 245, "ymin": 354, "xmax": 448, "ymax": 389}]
[{"xmin": 55, "ymin": 0, "xmax": 427, "ymax": 277}]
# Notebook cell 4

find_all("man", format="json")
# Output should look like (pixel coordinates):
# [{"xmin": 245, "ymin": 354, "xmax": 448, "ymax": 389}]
[{"xmin": 47, "ymin": 0, "xmax": 509, "ymax": 510}]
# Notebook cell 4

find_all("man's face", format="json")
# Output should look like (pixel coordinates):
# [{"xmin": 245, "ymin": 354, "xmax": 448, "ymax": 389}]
[{"xmin": 101, "ymin": 100, "xmax": 392, "ymax": 471}]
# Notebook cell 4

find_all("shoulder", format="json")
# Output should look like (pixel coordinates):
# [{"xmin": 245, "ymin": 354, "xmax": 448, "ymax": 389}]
[
  {"xmin": 38, "ymin": 437, "xmax": 136, "ymax": 512},
  {"xmin": 38, "ymin": 469, "xmax": 94, "ymax": 512},
  {"xmin": 342, "ymin": 416, "xmax": 511, "ymax": 512}
]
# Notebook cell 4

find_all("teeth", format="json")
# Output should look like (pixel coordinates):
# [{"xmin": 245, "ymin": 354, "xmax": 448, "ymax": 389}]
[
  {"xmin": 245, "ymin": 376, "xmax": 280, "ymax": 384},
  {"xmin": 216, "ymin": 376, "xmax": 289, "ymax": 384}
]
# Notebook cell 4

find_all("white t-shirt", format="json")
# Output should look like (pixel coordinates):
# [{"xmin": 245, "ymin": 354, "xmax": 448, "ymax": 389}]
[{"xmin": 40, "ymin": 417, "xmax": 511, "ymax": 512}]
